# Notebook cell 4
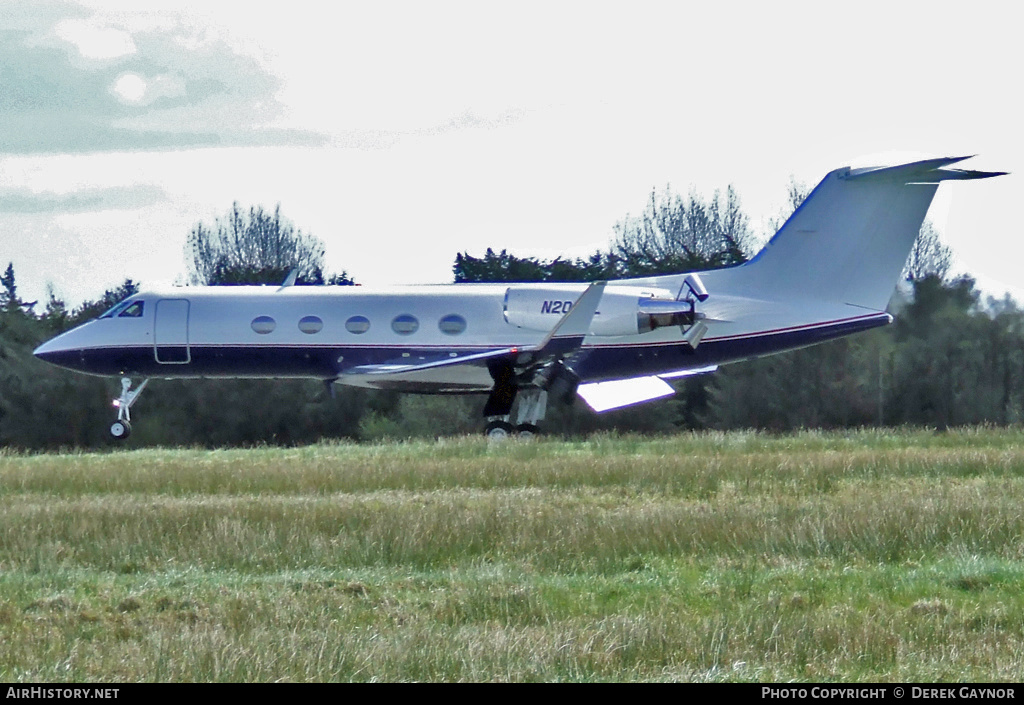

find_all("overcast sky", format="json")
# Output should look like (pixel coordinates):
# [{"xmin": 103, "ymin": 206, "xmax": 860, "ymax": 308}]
[{"xmin": 1, "ymin": 0, "xmax": 1019, "ymax": 307}]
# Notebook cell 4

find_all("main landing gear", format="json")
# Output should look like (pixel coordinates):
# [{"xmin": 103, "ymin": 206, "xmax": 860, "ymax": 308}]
[
  {"xmin": 484, "ymin": 388, "xmax": 547, "ymax": 441},
  {"xmin": 482, "ymin": 355, "xmax": 582, "ymax": 440},
  {"xmin": 110, "ymin": 377, "xmax": 149, "ymax": 440}
]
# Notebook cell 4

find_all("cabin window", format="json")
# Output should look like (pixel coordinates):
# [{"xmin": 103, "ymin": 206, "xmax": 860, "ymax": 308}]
[
  {"xmin": 391, "ymin": 314, "xmax": 419, "ymax": 335},
  {"xmin": 298, "ymin": 315, "xmax": 324, "ymax": 334},
  {"xmin": 438, "ymin": 314, "xmax": 467, "ymax": 335},
  {"xmin": 118, "ymin": 301, "xmax": 145, "ymax": 318},
  {"xmin": 251, "ymin": 316, "xmax": 276, "ymax": 334},
  {"xmin": 345, "ymin": 315, "xmax": 370, "ymax": 334}
]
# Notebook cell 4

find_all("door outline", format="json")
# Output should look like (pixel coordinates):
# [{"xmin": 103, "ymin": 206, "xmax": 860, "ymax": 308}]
[{"xmin": 154, "ymin": 299, "xmax": 191, "ymax": 364}]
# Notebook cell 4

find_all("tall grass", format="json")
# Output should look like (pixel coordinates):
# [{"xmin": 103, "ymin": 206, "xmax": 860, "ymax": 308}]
[{"xmin": 2, "ymin": 427, "xmax": 1024, "ymax": 681}]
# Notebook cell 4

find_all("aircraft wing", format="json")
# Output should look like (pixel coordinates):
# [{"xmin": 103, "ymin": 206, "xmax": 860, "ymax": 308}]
[{"xmin": 343, "ymin": 347, "xmax": 519, "ymax": 376}]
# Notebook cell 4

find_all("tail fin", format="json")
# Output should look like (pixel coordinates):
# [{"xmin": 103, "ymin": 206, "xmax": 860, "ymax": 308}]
[{"xmin": 733, "ymin": 156, "xmax": 1005, "ymax": 311}]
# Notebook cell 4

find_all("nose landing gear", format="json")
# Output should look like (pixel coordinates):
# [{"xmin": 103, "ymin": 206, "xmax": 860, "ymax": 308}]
[{"xmin": 110, "ymin": 377, "xmax": 149, "ymax": 440}]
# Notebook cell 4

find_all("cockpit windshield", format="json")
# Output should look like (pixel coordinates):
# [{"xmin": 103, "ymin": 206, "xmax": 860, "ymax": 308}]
[{"xmin": 99, "ymin": 299, "xmax": 145, "ymax": 319}]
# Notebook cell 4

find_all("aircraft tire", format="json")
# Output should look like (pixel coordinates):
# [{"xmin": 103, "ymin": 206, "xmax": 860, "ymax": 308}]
[
  {"xmin": 484, "ymin": 420, "xmax": 515, "ymax": 441},
  {"xmin": 515, "ymin": 423, "xmax": 540, "ymax": 439},
  {"xmin": 110, "ymin": 419, "xmax": 132, "ymax": 440}
]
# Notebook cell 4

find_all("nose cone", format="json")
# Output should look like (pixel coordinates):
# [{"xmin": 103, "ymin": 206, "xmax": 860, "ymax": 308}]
[
  {"xmin": 33, "ymin": 336, "xmax": 60, "ymax": 358},
  {"xmin": 34, "ymin": 322, "xmax": 144, "ymax": 376},
  {"xmin": 33, "ymin": 332, "xmax": 80, "ymax": 369},
  {"xmin": 33, "ymin": 322, "xmax": 106, "ymax": 374}
]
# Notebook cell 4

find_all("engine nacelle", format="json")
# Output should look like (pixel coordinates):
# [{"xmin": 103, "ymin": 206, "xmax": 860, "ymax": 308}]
[{"xmin": 503, "ymin": 285, "xmax": 697, "ymax": 337}]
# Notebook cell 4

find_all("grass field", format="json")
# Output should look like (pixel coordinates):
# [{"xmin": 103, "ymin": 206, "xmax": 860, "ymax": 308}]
[{"xmin": 3, "ymin": 427, "xmax": 1024, "ymax": 682}]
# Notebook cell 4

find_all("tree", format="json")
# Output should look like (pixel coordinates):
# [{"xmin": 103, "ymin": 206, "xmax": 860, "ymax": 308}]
[
  {"xmin": 0, "ymin": 262, "xmax": 35, "ymax": 313},
  {"xmin": 765, "ymin": 177, "xmax": 811, "ymax": 236},
  {"xmin": 454, "ymin": 249, "xmax": 545, "ymax": 283},
  {"xmin": 181, "ymin": 204, "xmax": 359, "ymax": 446},
  {"xmin": 611, "ymin": 185, "xmax": 752, "ymax": 276},
  {"xmin": 887, "ymin": 275, "xmax": 984, "ymax": 428},
  {"xmin": 453, "ymin": 248, "xmax": 618, "ymax": 283},
  {"xmin": 185, "ymin": 203, "xmax": 336, "ymax": 286},
  {"xmin": 902, "ymin": 220, "xmax": 953, "ymax": 282},
  {"xmin": 39, "ymin": 285, "xmax": 70, "ymax": 334},
  {"xmin": 0, "ymin": 262, "xmax": 17, "ymax": 309}
]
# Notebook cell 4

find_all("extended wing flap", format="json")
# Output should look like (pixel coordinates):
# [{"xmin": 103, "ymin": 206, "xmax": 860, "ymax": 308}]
[
  {"xmin": 577, "ymin": 376, "xmax": 676, "ymax": 412},
  {"xmin": 577, "ymin": 365, "xmax": 720, "ymax": 413}
]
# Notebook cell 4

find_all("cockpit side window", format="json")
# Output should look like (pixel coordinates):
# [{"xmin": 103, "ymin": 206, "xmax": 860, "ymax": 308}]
[
  {"xmin": 118, "ymin": 301, "xmax": 144, "ymax": 318},
  {"xmin": 100, "ymin": 301, "xmax": 130, "ymax": 318},
  {"xmin": 100, "ymin": 299, "xmax": 144, "ymax": 319}
]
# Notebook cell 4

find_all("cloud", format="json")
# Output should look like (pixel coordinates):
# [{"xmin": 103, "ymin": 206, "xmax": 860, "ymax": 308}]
[
  {"xmin": 0, "ymin": 2, "xmax": 327, "ymax": 154},
  {"xmin": 0, "ymin": 184, "xmax": 168, "ymax": 213},
  {"xmin": 54, "ymin": 17, "xmax": 137, "ymax": 59},
  {"xmin": 109, "ymin": 72, "xmax": 187, "ymax": 106},
  {"xmin": 418, "ymin": 108, "xmax": 529, "ymax": 137}
]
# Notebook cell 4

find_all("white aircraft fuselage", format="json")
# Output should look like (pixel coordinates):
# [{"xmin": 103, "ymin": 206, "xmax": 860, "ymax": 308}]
[
  {"xmin": 32, "ymin": 156, "xmax": 1004, "ymax": 439},
  {"xmin": 33, "ymin": 280, "xmax": 889, "ymax": 389}
]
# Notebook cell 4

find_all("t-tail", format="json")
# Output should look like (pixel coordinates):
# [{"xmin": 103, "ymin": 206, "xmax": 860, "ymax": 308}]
[{"xmin": 722, "ymin": 156, "xmax": 1005, "ymax": 311}]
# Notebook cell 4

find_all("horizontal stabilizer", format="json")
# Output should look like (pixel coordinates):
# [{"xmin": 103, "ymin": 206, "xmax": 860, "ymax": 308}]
[
  {"xmin": 577, "ymin": 376, "xmax": 675, "ymax": 412},
  {"xmin": 846, "ymin": 156, "xmax": 1007, "ymax": 183}
]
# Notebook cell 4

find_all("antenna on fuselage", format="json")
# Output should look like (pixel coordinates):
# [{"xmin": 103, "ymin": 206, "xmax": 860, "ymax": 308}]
[{"xmin": 276, "ymin": 268, "xmax": 298, "ymax": 292}]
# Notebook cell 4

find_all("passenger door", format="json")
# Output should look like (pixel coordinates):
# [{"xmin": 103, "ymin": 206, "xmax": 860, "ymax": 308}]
[{"xmin": 154, "ymin": 299, "xmax": 191, "ymax": 364}]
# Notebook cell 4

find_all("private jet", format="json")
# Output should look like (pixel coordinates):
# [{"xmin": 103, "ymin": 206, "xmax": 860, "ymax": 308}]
[{"xmin": 33, "ymin": 156, "xmax": 1003, "ymax": 440}]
